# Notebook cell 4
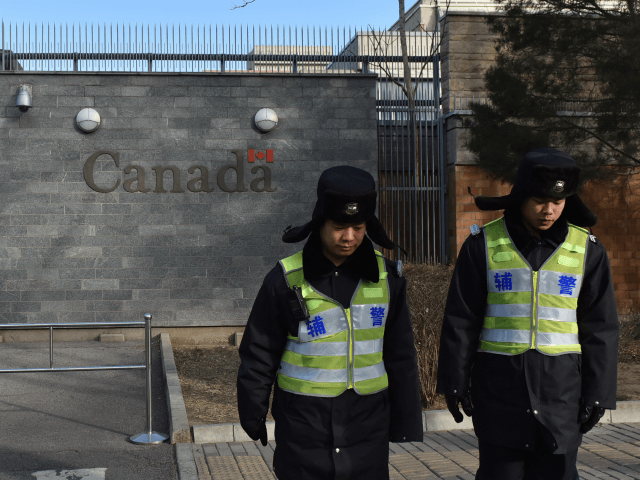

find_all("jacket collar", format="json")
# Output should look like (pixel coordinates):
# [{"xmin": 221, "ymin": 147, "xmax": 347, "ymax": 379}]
[
  {"xmin": 302, "ymin": 231, "xmax": 380, "ymax": 283},
  {"xmin": 504, "ymin": 209, "xmax": 568, "ymax": 252}
]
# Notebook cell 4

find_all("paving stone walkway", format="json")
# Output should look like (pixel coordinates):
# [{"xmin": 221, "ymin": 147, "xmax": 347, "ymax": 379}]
[{"xmin": 189, "ymin": 423, "xmax": 640, "ymax": 479}]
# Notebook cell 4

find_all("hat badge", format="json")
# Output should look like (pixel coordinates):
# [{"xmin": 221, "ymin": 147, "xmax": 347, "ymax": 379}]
[
  {"xmin": 345, "ymin": 203, "xmax": 359, "ymax": 215},
  {"xmin": 553, "ymin": 180, "xmax": 565, "ymax": 193}
]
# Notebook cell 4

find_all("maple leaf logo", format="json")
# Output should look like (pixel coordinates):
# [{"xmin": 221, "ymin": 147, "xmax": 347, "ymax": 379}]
[{"xmin": 248, "ymin": 149, "xmax": 274, "ymax": 163}]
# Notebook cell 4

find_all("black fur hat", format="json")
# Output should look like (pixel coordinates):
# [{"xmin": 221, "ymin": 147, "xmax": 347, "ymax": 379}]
[
  {"xmin": 474, "ymin": 148, "xmax": 598, "ymax": 227},
  {"xmin": 282, "ymin": 165, "xmax": 402, "ymax": 252}
]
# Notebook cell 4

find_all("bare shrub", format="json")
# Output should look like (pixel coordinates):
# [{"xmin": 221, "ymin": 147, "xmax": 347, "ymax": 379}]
[
  {"xmin": 404, "ymin": 262, "xmax": 455, "ymax": 405},
  {"xmin": 619, "ymin": 310, "xmax": 640, "ymax": 363}
]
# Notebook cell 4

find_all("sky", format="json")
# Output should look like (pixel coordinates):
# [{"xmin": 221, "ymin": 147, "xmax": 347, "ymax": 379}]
[{"xmin": 1, "ymin": 0, "xmax": 402, "ymax": 32}]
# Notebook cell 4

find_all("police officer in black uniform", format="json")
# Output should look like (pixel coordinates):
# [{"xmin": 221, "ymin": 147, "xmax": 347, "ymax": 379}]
[
  {"xmin": 437, "ymin": 149, "xmax": 618, "ymax": 479},
  {"xmin": 237, "ymin": 166, "xmax": 423, "ymax": 480}
]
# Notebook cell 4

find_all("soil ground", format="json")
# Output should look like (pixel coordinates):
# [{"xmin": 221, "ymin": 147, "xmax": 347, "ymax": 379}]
[{"xmin": 173, "ymin": 340, "xmax": 640, "ymax": 426}]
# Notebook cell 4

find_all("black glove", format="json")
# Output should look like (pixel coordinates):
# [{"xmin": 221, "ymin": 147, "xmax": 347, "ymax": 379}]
[
  {"xmin": 247, "ymin": 418, "xmax": 268, "ymax": 446},
  {"xmin": 579, "ymin": 405, "xmax": 606, "ymax": 434},
  {"xmin": 445, "ymin": 394, "xmax": 473, "ymax": 423}
]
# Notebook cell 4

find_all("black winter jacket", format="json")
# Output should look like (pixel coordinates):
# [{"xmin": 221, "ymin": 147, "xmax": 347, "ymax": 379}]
[
  {"xmin": 237, "ymin": 233, "xmax": 423, "ymax": 480},
  {"xmin": 437, "ymin": 212, "xmax": 618, "ymax": 454}
]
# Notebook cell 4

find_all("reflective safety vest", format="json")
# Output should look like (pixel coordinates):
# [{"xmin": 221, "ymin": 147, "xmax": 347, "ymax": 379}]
[
  {"xmin": 277, "ymin": 250, "xmax": 390, "ymax": 397},
  {"xmin": 480, "ymin": 217, "xmax": 589, "ymax": 356}
]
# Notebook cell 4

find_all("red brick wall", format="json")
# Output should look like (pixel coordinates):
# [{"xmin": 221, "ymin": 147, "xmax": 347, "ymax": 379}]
[
  {"xmin": 449, "ymin": 165, "xmax": 640, "ymax": 314},
  {"xmin": 448, "ymin": 165, "xmax": 510, "ymax": 259},
  {"xmin": 581, "ymin": 171, "xmax": 640, "ymax": 314}
]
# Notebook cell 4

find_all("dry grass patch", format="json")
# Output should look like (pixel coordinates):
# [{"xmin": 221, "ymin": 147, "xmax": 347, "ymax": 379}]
[{"xmin": 405, "ymin": 262, "xmax": 454, "ymax": 409}]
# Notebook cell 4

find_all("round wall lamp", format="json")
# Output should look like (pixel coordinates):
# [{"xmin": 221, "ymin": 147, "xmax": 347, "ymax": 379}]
[
  {"xmin": 254, "ymin": 108, "xmax": 278, "ymax": 133},
  {"xmin": 76, "ymin": 108, "xmax": 101, "ymax": 133}
]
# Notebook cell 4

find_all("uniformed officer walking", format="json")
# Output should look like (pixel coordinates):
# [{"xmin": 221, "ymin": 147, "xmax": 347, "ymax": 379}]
[
  {"xmin": 237, "ymin": 166, "xmax": 423, "ymax": 480},
  {"xmin": 437, "ymin": 148, "xmax": 618, "ymax": 479}
]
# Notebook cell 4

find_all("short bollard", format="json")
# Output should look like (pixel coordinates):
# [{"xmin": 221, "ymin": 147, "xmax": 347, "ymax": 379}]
[{"xmin": 130, "ymin": 313, "xmax": 169, "ymax": 445}]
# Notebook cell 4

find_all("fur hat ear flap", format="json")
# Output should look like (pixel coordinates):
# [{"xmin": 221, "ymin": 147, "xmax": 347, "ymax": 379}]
[
  {"xmin": 563, "ymin": 195, "xmax": 598, "ymax": 228},
  {"xmin": 366, "ymin": 217, "xmax": 407, "ymax": 256},
  {"xmin": 282, "ymin": 216, "xmax": 324, "ymax": 243},
  {"xmin": 474, "ymin": 190, "xmax": 528, "ymax": 212}
]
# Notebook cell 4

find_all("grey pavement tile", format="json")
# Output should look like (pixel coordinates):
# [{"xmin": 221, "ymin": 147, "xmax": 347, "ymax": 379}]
[
  {"xmin": 399, "ymin": 442, "xmax": 421, "ymax": 453},
  {"xmin": 421, "ymin": 436, "xmax": 454, "ymax": 454},
  {"xmin": 577, "ymin": 467, "xmax": 614, "ymax": 480},
  {"xmin": 611, "ymin": 444, "xmax": 640, "ymax": 460},
  {"xmin": 579, "ymin": 452, "xmax": 617, "ymax": 468},
  {"xmin": 448, "ymin": 431, "xmax": 479, "ymax": 450},
  {"xmin": 412, "ymin": 440, "xmax": 439, "ymax": 453},
  {"xmin": 389, "ymin": 443, "xmax": 409, "ymax": 455},
  {"xmin": 606, "ymin": 429, "xmax": 640, "ymax": 445},
  {"xmin": 433, "ymin": 432, "xmax": 470, "ymax": 451},
  {"xmin": 256, "ymin": 442, "xmax": 274, "ymax": 454},
  {"xmin": 216, "ymin": 443, "xmax": 234, "ymax": 457},
  {"xmin": 192, "ymin": 444, "xmax": 205, "ymax": 456},
  {"xmin": 599, "ymin": 435, "xmax": 628, "ymax": 445},
  {"xmin": 611, "ymin": 425, "xmax": 640, "ymax": 442},
  {"xmin": 202, "ymin": 444, "xmax": 219, "ymax": 457},
  {"xmin": 455, "ymin": 474, "xmax": 476, "ymax": 480},
  {"xmin": 242, "ymin": 442, "xmax": 261, "ymax": 456},
  {"xmin": 428, "ymin": 433, "xmax": 463, "ymax": 453},
  {"xmin": 229, "ymin": 443, "xmax": 248, "ymax": 456},
  {"xmin": 588, "ymin": 426, "xmax": 612, "ymax": 437},
  {"xmin": 441, "ymin": 451, "xmax": 479, "ymax": 472},
  {"xmin": 600, "ymin": 468, "xmax": 638, "ymax": 480},
  {"xmin": 389, "ymin": 453, "xmax": 439, "ymax": 479},
  {"xmin": 583, "ymin": 435, "xmax": 605, "ymax": 445},
  {"xmin": 616, "ymin": 424, "xmax": 640, "ymax": 434}
]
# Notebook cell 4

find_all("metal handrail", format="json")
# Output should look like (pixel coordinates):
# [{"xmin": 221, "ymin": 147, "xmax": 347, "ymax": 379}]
[{"xmin": 0, "ymin": 314, "xmax": 168, "ymax": 445}]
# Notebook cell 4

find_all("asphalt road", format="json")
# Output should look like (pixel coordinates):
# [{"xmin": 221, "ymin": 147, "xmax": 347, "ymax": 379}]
[{"xmin": 0, "ymin": 339, "xmax": 178, "ymax": 480}]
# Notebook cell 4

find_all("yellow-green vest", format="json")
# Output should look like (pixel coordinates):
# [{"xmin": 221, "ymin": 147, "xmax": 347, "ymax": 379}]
[
  {"xmin": 277, "ymin": 250, "xmax": 390, "ymax": 397},
  {"xmin": 480, "ymin": 217, "xmax": 589, "ymax": 356}
]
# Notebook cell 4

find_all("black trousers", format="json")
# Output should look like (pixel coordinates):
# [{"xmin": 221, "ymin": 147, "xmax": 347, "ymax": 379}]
[{"xmin": 475, "ymin": 441, "xmax": 579, "ymax": 480}]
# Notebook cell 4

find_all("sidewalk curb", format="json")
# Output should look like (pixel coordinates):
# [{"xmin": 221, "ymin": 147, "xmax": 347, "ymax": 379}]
[
  {"xmin": 186, "ymin": 402, "xmax": 636, "ymax": 442},
  {"xmin": 159, "ymin": 333, "xmax": 191, "ymax": 444},
  {"xmin": 175, "ymin": 443, "xmax": 198, "ymax": 480},
  {"xmin": 192, "ymin": 421, "xmax": 276, "ymax": 444}
]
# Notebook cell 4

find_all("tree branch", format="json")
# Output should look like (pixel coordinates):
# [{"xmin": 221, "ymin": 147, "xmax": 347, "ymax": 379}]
[
  {"xmin": 231, "ymin": 0, "xmax": 256, "ymax": 9},
  {"xmin": 365, "ymin": 28, "xmax": 409, "ymax": 97},
  {"xmin": 556, "ymin": 116, "xmax": 640, "ymax": 165}
]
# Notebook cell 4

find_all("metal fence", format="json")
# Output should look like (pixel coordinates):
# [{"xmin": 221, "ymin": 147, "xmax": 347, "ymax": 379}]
[
  {"xmin": 0, "ymin": 314, "xmax": 168, "ymax": 445},
  {"xmin": 0, "ymin": 21, "xmax": 447, "ymax": 264},
  {"xmin": 0, "ymin": 22, "xmax": 435, "ymax": 73}
]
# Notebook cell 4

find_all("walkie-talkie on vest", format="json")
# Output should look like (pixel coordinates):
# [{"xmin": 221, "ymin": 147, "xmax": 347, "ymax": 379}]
[{"xmin": 288, "ymin": 285, "xmax": 310, "ymax": 320}]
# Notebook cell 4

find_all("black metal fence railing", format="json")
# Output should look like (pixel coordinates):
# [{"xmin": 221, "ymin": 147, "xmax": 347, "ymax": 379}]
[{"xmin": 0, "ymin": 22, "xmax": 436, "ymax": 74}]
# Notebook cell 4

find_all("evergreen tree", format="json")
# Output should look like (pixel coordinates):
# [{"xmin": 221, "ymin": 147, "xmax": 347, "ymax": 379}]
[{"xmin": 466, "ymin": 0, "xmax": 640, "ymax": 183}]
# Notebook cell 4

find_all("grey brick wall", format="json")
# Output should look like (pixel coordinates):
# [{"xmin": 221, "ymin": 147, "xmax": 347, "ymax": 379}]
[{"xmin": 0, "ymin": 73, "xmax": 377, "ymax": 326}]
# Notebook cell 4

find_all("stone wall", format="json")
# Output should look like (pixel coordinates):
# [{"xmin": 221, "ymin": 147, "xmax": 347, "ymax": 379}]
[{"xmin": 0, "ymin": 73, "xmax": 377, "ymax": 327}]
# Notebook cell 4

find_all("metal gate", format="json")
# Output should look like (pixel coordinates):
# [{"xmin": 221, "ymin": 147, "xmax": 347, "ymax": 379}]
[{"xmin": 374, "ymin": 35, "xmax": 446, "ymax": 264}]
